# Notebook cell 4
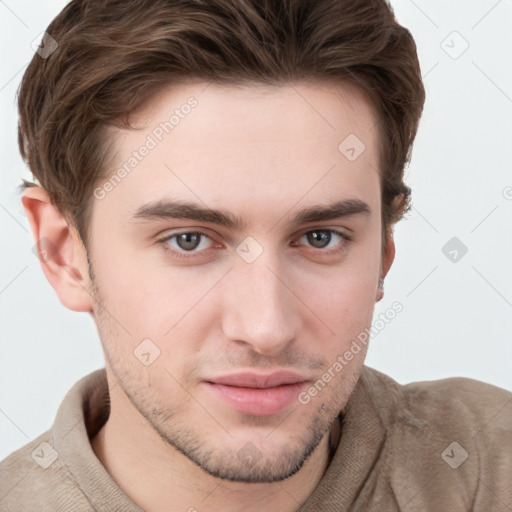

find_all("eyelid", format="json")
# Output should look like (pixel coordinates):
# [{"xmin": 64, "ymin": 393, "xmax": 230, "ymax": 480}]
[{"xmin": 294, "ymin": 227, "xmax": 352, "ymax": 241}]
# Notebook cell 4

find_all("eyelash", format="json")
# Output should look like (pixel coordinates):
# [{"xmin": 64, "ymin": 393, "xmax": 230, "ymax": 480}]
[{"xmin": 158, "ymin": 229, "xmax": 353, "ymax": 260}]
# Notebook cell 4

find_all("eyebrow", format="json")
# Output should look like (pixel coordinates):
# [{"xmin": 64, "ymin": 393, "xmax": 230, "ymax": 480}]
[{"xmin": 131, "ymin": 198, "xmax": 371, "ymax": 229}]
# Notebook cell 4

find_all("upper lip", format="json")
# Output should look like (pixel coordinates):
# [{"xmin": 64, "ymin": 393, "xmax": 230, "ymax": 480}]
[{"xmin": 205, "ymin": 371, "xmax": 309, "ymax": 389}]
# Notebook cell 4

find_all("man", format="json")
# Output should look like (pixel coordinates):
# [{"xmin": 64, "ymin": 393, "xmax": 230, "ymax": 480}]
[{"xmin": 1, "ymin": 0, "xmax": 510, "ymax": 510}]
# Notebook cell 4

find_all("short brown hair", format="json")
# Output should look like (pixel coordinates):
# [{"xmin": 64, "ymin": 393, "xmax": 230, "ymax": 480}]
[{"xmin": 18, "ymin": 0, "xmax": 425, "ymax": 253}]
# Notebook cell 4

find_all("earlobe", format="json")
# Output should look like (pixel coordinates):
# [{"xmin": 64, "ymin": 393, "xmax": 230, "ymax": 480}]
[
  {"xmin": 22, "ymin": 186, "xmax": 94, "ymax": 312},
  {"xmin": 375, "ymin": 277, "xmax": 385, "ymax": 303}
]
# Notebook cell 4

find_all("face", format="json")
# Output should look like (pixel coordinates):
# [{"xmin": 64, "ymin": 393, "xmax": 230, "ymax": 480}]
[{"xmin": 88, "ymin": 80, "xmax": 385, "ymax": 482}]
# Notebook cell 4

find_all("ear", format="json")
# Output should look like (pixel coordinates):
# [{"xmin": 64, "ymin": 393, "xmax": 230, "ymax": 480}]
[
  {"xmin": 22, "ymin": 186, "xmax": 93, "ymax": 312},
  {"xmin": 375, "ymin": 228, "xmax": 396, "ymax": 303}
]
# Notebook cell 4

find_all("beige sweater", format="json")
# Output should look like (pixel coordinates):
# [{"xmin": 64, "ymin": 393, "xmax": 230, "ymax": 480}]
[{"xmin": 1, "ymin": 366, "xmax": 511, "ymax": 511}]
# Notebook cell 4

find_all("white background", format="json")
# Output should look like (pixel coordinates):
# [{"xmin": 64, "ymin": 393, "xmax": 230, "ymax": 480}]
[{"xmin": 1, "ymin": 0, "xmax": 511, "ymax": 460}]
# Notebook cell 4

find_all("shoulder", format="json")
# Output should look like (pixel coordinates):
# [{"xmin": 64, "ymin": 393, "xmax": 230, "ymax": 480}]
[
  {"xmin": 0, "ymin": 430, "xmax": 93, "ymax": 511},
  {"xmin": 360, "ymin": 367, "xmax": 512, "ymax": 509},
  {"xmin": 0, "ymin": 369, "xmax": 110, "ymax": 511},
  {"xmin": 361, "ymin": 366, "xmax": 511, "ymax": 434}
]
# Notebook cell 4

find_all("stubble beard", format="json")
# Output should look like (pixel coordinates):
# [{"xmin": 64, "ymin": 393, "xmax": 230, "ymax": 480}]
[{"xmin": 89, "ymin": 271, "xmax": 352, "ymax": 484}]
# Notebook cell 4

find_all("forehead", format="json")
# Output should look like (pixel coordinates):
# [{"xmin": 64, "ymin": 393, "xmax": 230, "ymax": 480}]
[
  {"xmin": 97, "ymin": 80, "xmax": 381, "ymax": 225},
  {"xmin": 128, "ymin": 79, "xmax": 379, "ymax": 145}
]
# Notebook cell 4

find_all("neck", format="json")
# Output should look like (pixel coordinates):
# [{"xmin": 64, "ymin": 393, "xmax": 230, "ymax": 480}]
[{"xmin": 91, "ymin": 384, "xmax": 337, "ymax": 512}]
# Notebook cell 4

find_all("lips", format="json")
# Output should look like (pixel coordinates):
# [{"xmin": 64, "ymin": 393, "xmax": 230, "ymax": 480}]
[
  {"xmin": 203, "ymin": 371, "xmax": 309, "ymax": 416},
  {"xmin": 207, "ymin": 371, "xmax": 307, "ymax": 388}
]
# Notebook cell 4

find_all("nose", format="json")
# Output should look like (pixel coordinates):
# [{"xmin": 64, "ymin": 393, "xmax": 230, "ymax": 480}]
[{"xmin": 220, "ymin": 255, "xmax": 301, "ymax": 355}]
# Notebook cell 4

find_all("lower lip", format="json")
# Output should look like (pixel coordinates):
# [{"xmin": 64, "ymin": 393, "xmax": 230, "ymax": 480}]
[{"xmin": 203, "ymin": 381, "xmax": 307, "ymax": 416}]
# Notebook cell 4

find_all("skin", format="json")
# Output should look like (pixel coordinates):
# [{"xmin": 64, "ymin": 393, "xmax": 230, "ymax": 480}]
[{"xmin": 23, "ymin": 80, "xmax": 397, "ymax": 512}]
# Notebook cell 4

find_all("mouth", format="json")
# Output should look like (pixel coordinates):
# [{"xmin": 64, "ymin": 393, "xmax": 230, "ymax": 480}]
[{"xmin": 203, "ymin": 371, "xmax": 309, "ymax": 416}]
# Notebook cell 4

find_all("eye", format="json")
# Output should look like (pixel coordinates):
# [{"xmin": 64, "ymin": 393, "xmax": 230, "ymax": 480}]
[
  {"xmin": 158, "ymin": 228, "xmax": 352, "ymax": 261},
  {"xmin": 161, "ymin": 231, "xmax": 215, "ymax": 255},
  {"xmin": 296, "ymin": 229, "xmax": 351, "ymax": 252}
]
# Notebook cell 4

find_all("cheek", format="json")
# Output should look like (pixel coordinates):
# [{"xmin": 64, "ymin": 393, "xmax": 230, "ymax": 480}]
[
  {"xmin": 91, "ymin": 247, "xmax": 227, "ymax": 357},
  {"xmin": 310, "ymin": 277, "xmax": 377, "ymax": 345},
  {"xmin": 287, "ymin": 258, "xmax": 380, "ymax": 372},
  {"xmin": 293, "ymin": 248, "xmax": 379, "ymax": 326}
]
